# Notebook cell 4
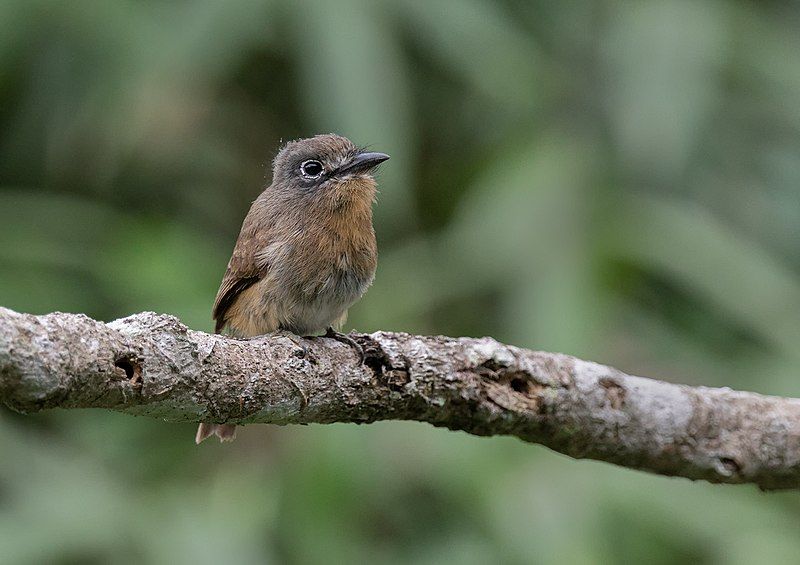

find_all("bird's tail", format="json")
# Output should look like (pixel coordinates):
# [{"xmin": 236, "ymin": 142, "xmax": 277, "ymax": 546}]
[
  {"xmin": 194, "ymin": 324, "xmax": 239, "ymax": 444},
  {"xmin": 195, "ymin": 423, "xmax": 237, "ymax": 444}
]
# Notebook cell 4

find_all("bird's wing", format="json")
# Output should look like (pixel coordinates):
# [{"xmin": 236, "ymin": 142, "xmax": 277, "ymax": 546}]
[{"xmin": 212, "ymin": 203, "xmax": 274, "ymax": 333}]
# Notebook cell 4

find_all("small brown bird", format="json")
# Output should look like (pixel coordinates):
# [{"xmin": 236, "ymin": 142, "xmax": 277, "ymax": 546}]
[{"xmin": 196, "ymin": 133, "xmax": 389, "ymax": 443}]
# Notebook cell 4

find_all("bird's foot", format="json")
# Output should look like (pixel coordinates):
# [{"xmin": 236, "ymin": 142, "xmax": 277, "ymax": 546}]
[{"xmin": 323, "ymin": 326, "xmax": 365, "ymax": 364}]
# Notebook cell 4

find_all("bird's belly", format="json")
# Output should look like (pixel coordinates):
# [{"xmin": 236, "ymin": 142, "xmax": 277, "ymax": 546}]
[{"xmin": 272, "ymin": 266, "xmax": 373, "ymax": 335}]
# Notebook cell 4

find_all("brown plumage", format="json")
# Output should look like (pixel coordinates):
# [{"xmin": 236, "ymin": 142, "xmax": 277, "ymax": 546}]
[{"xmin": 196, "ymin": 133, "xmax": 388, "ymax": 443}]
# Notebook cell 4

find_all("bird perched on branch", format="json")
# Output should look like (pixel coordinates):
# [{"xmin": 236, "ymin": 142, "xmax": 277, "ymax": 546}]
[{"xmin": 196, "ymin": 133, "xmax": 389, "ymax": 443}]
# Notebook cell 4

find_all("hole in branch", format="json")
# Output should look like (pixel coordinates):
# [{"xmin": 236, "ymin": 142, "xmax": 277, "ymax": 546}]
[
  {"xmin": 114, "ymin": 356, "xmax": 142, "ymax": 386},
  {"xmin": 718, "ymin": 457, "xmax": 740, "ymax": 475},
  {"xmin": 510, "ymin": 377, "xmax": 529, "ymax": 393}
]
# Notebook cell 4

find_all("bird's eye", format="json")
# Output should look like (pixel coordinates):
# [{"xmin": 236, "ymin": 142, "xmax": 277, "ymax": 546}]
[{"xmin": 300, "ymin": 160, "xmax": 324, "ymax": 179}]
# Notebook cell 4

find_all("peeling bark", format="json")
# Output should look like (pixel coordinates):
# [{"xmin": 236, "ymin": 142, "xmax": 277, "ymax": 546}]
[{"xmin": 1, "ymin": 306, "xmax": 799, "ymax": 489}]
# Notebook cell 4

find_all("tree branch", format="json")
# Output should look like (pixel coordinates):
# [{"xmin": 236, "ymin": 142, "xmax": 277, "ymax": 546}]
[{"xmin": 1, "ymin": 306, "xmax": 799, "ymax": 489}]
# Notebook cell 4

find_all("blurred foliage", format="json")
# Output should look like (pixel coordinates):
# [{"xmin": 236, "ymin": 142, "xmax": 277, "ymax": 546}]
[{"xmin": 2, "ymin": 0, "xmax": 800, "ymax": 563}]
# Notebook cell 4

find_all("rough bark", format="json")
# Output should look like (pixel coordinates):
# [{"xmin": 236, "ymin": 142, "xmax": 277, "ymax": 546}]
[{"xmin": 1, "ymin": 306, "xmax": 799, "ymax": 490}]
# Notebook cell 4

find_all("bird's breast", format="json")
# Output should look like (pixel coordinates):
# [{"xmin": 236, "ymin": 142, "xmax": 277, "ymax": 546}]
[
  {"xmin": 293, "ymin": 230, "xmax": 376, "ymax": 300},
  {"xmin": 257, "ymin": 214, "xmax": 377, "ymax": 333}
]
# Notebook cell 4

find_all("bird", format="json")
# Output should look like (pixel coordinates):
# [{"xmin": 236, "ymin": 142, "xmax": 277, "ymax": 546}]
[{"xmin": 195, "ymin": 133, "xmax": 389, "ymax": 444}]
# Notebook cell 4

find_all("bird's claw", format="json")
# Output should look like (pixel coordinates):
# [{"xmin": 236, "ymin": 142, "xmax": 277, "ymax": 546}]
[
  {"xmin": 323, "ymin": 327, "xmax": 365, "ymax": 364},
  {"xmin": 272, "ymin": 330, "xmax": 312, "ymax": 360}
]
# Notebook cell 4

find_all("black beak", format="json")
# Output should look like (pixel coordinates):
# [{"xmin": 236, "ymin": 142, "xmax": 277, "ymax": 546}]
[{"xmin": 335, "ymin": 151, "xmax": 390, "ymax": 176}]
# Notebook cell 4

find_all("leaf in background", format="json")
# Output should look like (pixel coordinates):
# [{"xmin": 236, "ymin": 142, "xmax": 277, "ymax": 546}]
[
  {"xmin": 396, "ymin": 0, "xmax": 540, "ymax": 112},
  {"xmin": 96, "ymin": 218, "xmax": 227, "ymax": 330},
  {"xmin": 608, "ymin": 194, "xmax": 800, "ymax": 363},
  {"xmin": 440, "ymin": 132, "xmax": 608, "ymax": 353},
  {"xmin": 0, "ymin": 190, "xmax": 121, "ymax": 315},
  {"xmin": 0, "ymin": 189, "xmax": 116, "ymax": 271},
  {"xmin": 601, "ymin": 1, "xmax": 729, "ymax": 183}
]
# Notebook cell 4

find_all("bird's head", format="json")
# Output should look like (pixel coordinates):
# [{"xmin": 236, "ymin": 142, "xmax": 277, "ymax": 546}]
[{"xmin": 271, "ymin": 134, "xmax": 389, "ymax": 208}]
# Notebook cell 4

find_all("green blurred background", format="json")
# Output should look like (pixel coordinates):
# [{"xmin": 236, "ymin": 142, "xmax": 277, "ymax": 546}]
[{"xmin": 2, "ymin": 1, "xmax": 800, "ymax": 563}]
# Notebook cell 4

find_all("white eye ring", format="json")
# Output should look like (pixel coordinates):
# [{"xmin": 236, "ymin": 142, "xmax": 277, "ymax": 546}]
[{"xmin": 300, "ymin": 159, "xmax": 324, "ymax": 179}]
